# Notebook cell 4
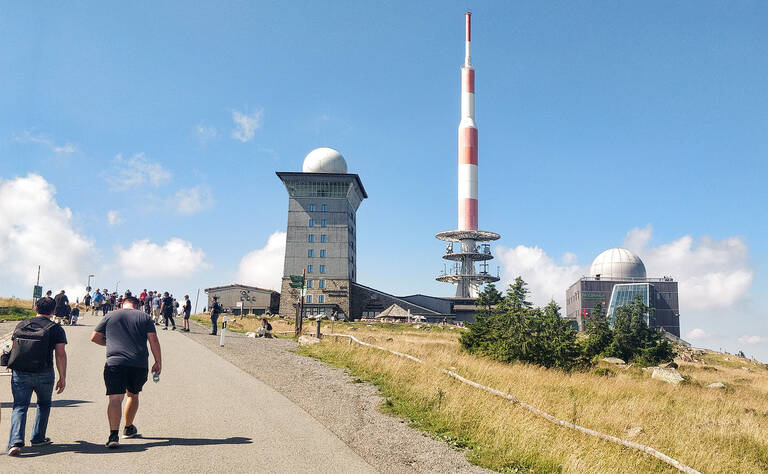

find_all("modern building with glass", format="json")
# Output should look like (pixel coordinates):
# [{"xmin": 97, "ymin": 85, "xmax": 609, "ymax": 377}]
[{"xmin": 565, "ymin": 248, "xmax": 680, "ymax": 337}]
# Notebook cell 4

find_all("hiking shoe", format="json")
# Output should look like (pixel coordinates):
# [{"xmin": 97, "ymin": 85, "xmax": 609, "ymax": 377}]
[
  {"xmin": 172, "ymin": 326, "xmax": 176, "ymax": 330},
  {"xmin": 30, "ymin": 438, "xmax": 52, "ymax": 446},
  {"xmin": 106, "ymin": 433, "xmax": 120, "ymax": 449},
  {"xmin": 122, "ymin": 425, "xmax": 139, "ymax": 439},
  {"xmin": 8, "ymin": 445, "xmax": 21, "ymax": 456},
  {"xmin": 162, "ymin": 327, "xmax": 168, "ymax": 330}
]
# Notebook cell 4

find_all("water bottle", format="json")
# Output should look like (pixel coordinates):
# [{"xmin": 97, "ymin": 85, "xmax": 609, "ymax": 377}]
[{"xmin": 152, "ymin": 372, "xmax": 160, "ymax": 383}]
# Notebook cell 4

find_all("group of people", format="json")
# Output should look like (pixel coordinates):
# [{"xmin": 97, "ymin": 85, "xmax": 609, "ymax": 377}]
[
  {"xmin": 83, "ymin": 288, "xmax": 193, "ymax": 332},
  {"xmin": 3, "ymin": 294, "xmax": 162, "ymax": 455}
]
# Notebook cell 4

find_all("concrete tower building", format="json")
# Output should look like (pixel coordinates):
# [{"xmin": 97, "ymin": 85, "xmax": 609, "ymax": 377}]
[
  {"xmin": 277, "ymin": 148, "xmax": 367, "ymax": 319},
  {"xmin": 436, "ymin": 12, "xmax": 500, "ymax": 309}
]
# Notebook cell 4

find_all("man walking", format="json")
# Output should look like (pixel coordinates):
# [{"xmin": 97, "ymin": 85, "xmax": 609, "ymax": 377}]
[
  {"xmin": 6, "ymin": 296, "xmax": 67, "ymax": 456},
  {"xmin": 209, "ymin": 296, "xmax": 222, "ymax": 335},
  {"xmin": 53, "ymin": 290, "xmax": 69, "ymax": 322},
  {"xmin": 159, "ymin": 292, "xmax": 176, "ymax": 331},
  {"xmin": 182, "ymin": 295, "xmax": 192, "ymax": 332},
  {"xmin": 152, "ymin": 292, "xmax": 162, "ymax": 325},
  {"xmin": 90, "ymin": 295, "xmax": 161, "ymax": 449}
]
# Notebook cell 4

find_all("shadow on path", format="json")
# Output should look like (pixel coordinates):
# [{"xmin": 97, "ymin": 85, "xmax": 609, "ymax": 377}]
[
  {"xmin": 18, "ymin": 436, "xmax": 252, "ymax": 457},
  {"xmin": 1, "ymin": 399, "xmax": 93, "ymax": 409}
]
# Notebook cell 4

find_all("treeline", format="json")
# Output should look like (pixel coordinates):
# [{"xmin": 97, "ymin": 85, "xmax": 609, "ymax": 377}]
[{"xmin": 459, "ymin": 277, "xmax": 674, "ymax": 371}]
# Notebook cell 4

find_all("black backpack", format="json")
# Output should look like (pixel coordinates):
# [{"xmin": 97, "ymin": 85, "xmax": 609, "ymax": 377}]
[{"xmin": 7, "ymin": 318, "xmax": 56, "ymax": 372}]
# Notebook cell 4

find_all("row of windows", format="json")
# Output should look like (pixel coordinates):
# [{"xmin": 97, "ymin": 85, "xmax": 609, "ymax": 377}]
[
  {"xmin": 305, "ymin": 295, "xmax": 325, "ymax": 303},
  {"xmin": 306, "ymin": 280, "xmax": 326, "ymax": 289},
  {"xmin": 308, "ymin": 234, "xmax": 328, "ymax": 243},
  {"xmin": 307, "ymin": 249, "xmax": 327, "ymax": 258},
  {"xmin": 309, "ymin": 219, "xmax": 327, "ymax": 227},
  {"xmin": 306, "ymin": 264, "xmax": 326, "ymax": 274},
  {"xmin": 308, "ymin": 204, "xmax": 329, "ymax": 212},
  {"xmin": 285, "ymin": 181, "xmax": 350, "ymax": 198}
]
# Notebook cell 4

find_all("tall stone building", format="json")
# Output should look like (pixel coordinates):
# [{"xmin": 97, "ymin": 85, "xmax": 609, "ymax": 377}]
[{"xmin": 277, "ymin": 148, "xmax": 367, "ymax": 318}]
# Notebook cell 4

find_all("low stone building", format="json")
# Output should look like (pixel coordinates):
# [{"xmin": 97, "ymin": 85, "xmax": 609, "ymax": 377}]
[{"xmin": 205, "ymin": 284, "xmax": 280, "ymax": 316}]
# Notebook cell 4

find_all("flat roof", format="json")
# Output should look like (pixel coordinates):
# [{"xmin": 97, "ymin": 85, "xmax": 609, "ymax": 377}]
[{"xmin": 276, "ymin": 171, "xmax": 368, "ymax": 199}]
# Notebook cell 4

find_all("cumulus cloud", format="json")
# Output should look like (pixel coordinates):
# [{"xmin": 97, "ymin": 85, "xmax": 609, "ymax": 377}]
[
  {"xmin": 170, "ymin": 186, "xmax": 215, "ymax": 215},
  {"xmin": 196, "ymin": 123, "xmax": 218, "ymax": 143},
  {"xmin": 231, "ymin": 109, "xmax": 263, "ymax": 142},
  {"xmin": 107, "ymin": 210, "xmax": 123, "ymax": 226},
  {"xmin": 237, "ymin": 231, "xmax": 286, "ymax": 291},
  {"xmin": 737, "ymin": 335, "xmax": 768, "ymax": 345},
  {"xmin": 0, "ymin": 174, "xmax": 94, "ymax": 295},
  {"xmin": 622, "ymin": 225, "xmax": 753, "ymax": 311},
  {"xmin": 12, "ymin": 131, "xmax": 77, "ymax": 155},
  {"xmin": 117, "ymin": 238, "xmax": 209, "ymax": 279},
  {"xmin": 495, "ymin": 244, "xmax": 584, "ymax": 308},
  {"xmin": 686, "ymin": 328, "xmax": 712, "ymax": 340},
  {"xmin": 107, "ymin": 153, "xmax": 171, "ymax": 191}
]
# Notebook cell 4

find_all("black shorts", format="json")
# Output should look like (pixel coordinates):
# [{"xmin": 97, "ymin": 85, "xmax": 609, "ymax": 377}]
[{"xmin": 104, "ymin": 364, "xmax": 148, "ymax": 395}]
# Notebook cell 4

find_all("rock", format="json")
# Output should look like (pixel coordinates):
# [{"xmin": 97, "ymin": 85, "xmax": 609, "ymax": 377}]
[
  {"xmin": 413, "ymin": 325, "xmax": 421, "ymax": 329},
  {"xmin": 724, "ymin": 357, "xmax": 730, "ymax": 361},
  {"xmin": 659, "ymin": 361, "xmax": 678, "ymax": 369},
  {"xmin": 601, "ymin": 357, "xmax": 626, "ymax": 365},
  {"xmin": 626, "ymin": 426, "xmax": 643, "ymax": 438},
  {"xmin": 245, "ymin": 332, "xmax": 257, "ymax": 338},
  {"xmin": 297, "ymin": 335, "xmax": 320, "ymax": 346},
  {"xmin": 707, "ymin": 382, "xmax": 726, "ymax": 389},
  {"xmin": 651, "ymin": 367, "xmax": 685, "ymax": 385}
]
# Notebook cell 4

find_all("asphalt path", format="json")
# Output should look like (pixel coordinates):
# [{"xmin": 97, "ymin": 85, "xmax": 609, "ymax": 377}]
[{"xmin": 0, "ymin": 314, "xmax": 375, "ymax": 473}]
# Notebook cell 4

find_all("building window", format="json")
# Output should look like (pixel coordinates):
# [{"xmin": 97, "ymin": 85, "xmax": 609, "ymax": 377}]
[
  {"xmin": 306, "ymin": 295, "xmax": 312, "ymax": 303},
  {"xmin": 320, "ymin": 234, "xmax": 327, "ymax": 243},
  {"xmin": 307, "ymin": 265, "xmax": 313, "ymax": 273},
  {"xmin": 308, "ymin": 249, "xmax": 314, "ymax": 258},
  {"xmin": 308, "ymin": 234, "xmax": 315, "ymax": 243},
  {"xmin": 321, "ymin": 219, "xmax": 327, "ymax": 227},
  {"xmin": 309, "ymin": 204, "xmax": 316, "ymax": 212},
  {"xmin": 319, "ymin": 265, "xmax": 326, "ymax": 274},
  {"xmin": 321, "ymin": 204, "xmax": 328, "ymax": 212},
  {"xmin": 307, "ymin": 280, "xmax": 313, "ymax": 288},
  {"xmin": 320, "ymin": 249, "xmax": 326, "ymax": 258},
  {"xmin": 319, "ymin": 280, "xmax": 325, "ymax": 288},
  {"xmin": 309, "ymin": 218, "xmax": 315, "ymax": 227},
  {"xmin": 318, "ymin": 295, "xmax": 325, "ymax": 303}
]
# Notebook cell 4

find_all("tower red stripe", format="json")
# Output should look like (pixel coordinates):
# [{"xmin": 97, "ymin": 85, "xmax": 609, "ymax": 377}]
[
  {"xmin": 458, "ymin": 128, "xmax": 478, "ymax": 165},
  {"xmin": 459, "ymin": 198, "xmax": 478, "ymax": 230},
  {"xmin": 463, "ymin": 69, "xmax": 475, "ymax": 93}
]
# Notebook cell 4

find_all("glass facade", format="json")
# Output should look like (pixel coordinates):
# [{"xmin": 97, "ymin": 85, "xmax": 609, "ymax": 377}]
[
  {"xmin": 607, "ymin": 283, "xmax": 652, "ymax": 325},
  {"xmin": 285, "ymin": 180, "xmax": 351, "ymax": 198}
]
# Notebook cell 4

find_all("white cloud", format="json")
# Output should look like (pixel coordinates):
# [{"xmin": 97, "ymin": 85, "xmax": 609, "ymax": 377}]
[
  {"xmin": 237, "ymin": 231, "xmax": 286, "ymax": 291},
  {"xmin": 107, "ymin": 153, "xmax": 171, "ymax": 191},
  {"xmin": 170, "ymin": 186, "xmax": 215, "ymax": 215},
  {"xmin": 107, "ymin": 210, "xmax": 123, "ymax": 226},
  {"xmin": 196, "ymin": 123, "xmax": 218, "ymax": 142},
  {"xmin": 562, "ymin": 252, "xmax": 577, "ymax": 265},
  {"xmin": 686, "ymin": 328, "xmax": 712, "ymax": 340},
  {"xmin": 0, "ymin": 174, "xmax": 94, "ymax": 295},
  {"xmin": 622, "ymin": 226, "xmax": 753, "ymax": 311},
  {"xmin": 117, "ymin": 238, "xmax": 209, "ymax": 279},
  {"xmin": 231, "ymin": 109, "xmax": 263, "ymax": 142},
  {"xmin": 737, "ymin": 335, "xmax": 768, "ymax": 345},
  {"xmin": 12, "ymin": 131, "xmax": 77, "ymax": 155},
  {"xmin": 496, "ymin": 244, "xmax": 584, "ymax": 308}
]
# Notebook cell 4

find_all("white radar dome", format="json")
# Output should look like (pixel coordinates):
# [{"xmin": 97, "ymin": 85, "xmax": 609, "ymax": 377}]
[
  {"xmin": 589, "ymin": 248, "xmax": 647, "ymax": 280},
  {"xmin": 302, "ymin": 147, "xmax": 348, "ymax": 174}
]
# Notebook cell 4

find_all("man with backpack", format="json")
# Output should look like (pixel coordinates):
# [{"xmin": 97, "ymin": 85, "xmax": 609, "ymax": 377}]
[
  {"xmin": 209, "ymin": 296, "xmax": 222, "ymax": 335},
  {"xmin": 6, "ymin": 296, "xmax": 68, "ymax": 456}
]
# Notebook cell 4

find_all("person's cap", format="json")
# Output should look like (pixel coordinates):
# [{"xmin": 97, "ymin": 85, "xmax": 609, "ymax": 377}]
[{"xmin": 213, "ymin": 296, "xmax": 218, "ymax": 300}]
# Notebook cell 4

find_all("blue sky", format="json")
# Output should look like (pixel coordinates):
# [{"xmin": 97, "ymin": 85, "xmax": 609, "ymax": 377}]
[{"xmin": 1, "ymin": 2, "xmax": 765, "ymax": 358}]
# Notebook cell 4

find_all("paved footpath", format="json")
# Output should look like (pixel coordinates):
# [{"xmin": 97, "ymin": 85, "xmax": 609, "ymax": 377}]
[{"xmin": 0, "ymin": 315, "xmax": 375, "ymax": 473}]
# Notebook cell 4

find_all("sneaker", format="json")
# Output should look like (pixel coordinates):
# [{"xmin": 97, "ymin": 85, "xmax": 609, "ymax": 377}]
[
  {"xmin": 30, "ymin": 438, "xmax": 52, "ymax": 446},
  {"xmin": 172, "ymin": 326, "xmax": 176, "ymax": 330},
  {"xmin": 162, "ymin": 327, "xmax": 168, "ymax": 330},
  {"xmin": 106, "ymin": 433, "xmax": 119, "ymax": 449},
  {"xmin": 122, "ymin": 424, "xmax": 139, "ymax": 439},
  {"xmin": 8, "ymin": 445, "xmax": 21, "ymax": 456}
]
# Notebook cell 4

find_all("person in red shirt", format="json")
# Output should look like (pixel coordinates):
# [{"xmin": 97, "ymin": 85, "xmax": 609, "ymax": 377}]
[{"xmin": 139, "ymin": 290, "xmax": 147, "ymax": 304}]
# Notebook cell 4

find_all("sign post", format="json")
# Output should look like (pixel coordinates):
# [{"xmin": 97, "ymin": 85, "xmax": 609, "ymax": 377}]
[{"xmin": 289, "ymin": 270, "xmax": 306, "ymax": 337}]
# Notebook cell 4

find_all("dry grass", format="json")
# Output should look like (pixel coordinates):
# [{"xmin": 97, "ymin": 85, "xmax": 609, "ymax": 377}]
[
  {"xmin": 0, "ymin": 297, "xmax": 33, "ymax": 309},
  {"xmin": 299, "ymin": 322, "xmax": 768, "ymax": 473}
]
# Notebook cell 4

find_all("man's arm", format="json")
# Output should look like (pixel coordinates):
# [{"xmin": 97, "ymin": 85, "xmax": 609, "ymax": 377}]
[
  {"xmin": 90, "ymin": 331, "xmax": 106, "ymax": 346},
  {"xmin": 147, "ymin": 332, "xmax": 162, "ymax": 375},
  {"xmin": 54, "ymin": 343, "xmax": 67, "ymax": 394}
]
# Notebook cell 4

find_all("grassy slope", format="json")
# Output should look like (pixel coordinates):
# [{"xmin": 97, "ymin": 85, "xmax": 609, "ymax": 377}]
[
  {"xmin": 0, "ymin": 297, "xmax": 35, "ymax": 321},
  {"xmin": 298, "ymin": 322, "xmax": 768, "ymax": 473}
]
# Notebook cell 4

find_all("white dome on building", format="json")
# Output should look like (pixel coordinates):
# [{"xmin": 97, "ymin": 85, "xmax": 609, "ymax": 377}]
[
  {"xmin": 302, "ymin": 147, "xmax": 348, "ymax": 174},
  {"xmin": 589, "ymin": 248, "xmax": 647, "ymax": 280}
]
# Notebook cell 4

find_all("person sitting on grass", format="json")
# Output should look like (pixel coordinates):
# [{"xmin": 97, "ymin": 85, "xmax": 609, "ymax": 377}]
[{"xmin": 257, "ymin": 318, "xmax": 273, "ymax": 338}]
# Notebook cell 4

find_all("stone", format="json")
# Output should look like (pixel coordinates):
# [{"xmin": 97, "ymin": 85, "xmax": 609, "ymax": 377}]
[
  {"xmin": 707, "ymin": 382, "xmax": 726, "ymax": 389},
  {"xmin": 298, "ymin": 335, "xmax": 320, "ymax": 346},
  {"xmin": 659, "ymin": 361, "xmax": 678, "ymax": 369},
  {"xmin": 724, "ymin": 357, "xmax": 730, "ymax": 361},
  {"xmin": 651, "ymin": 367, "xmax": 685, "ymax": 385},
  {"xmin": 601, "ymin": 357, "xmax": 626, "ymax": 365},
  {"xmin": 245, "ymin": 332, "xmax": 257, "ymax": 338},
  {"xmin": 626, "ymin": 426, "xmax": 643, "ymax": 438}
]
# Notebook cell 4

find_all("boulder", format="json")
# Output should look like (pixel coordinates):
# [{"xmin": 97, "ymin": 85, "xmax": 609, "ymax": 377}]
[
  {"xmin": 651, "ymin": 367, "xmax": 685, "ymax": 385},
  {"xmin": 297, "ymin": 335, "xmax": 320, "ymax": 346},
  {"xmin": 245, "ymin": 332, "xmax": 257, "ymax": 338},
  {"xmin": 626, "ymin": 426, "xmax": 643, "ymax": 438},
  {"xmin": 601, "ymin": 357, "xmax": 626, "ymax": 365},
  {"xmin": 707, "ymin": 382, "xmax": 726, "ymax": 389}
]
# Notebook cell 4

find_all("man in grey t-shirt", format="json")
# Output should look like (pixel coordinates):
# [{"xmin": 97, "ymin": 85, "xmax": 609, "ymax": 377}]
[{"xmin": 91, "ymin": 296, "xmax": 161, "ymax": 449}]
